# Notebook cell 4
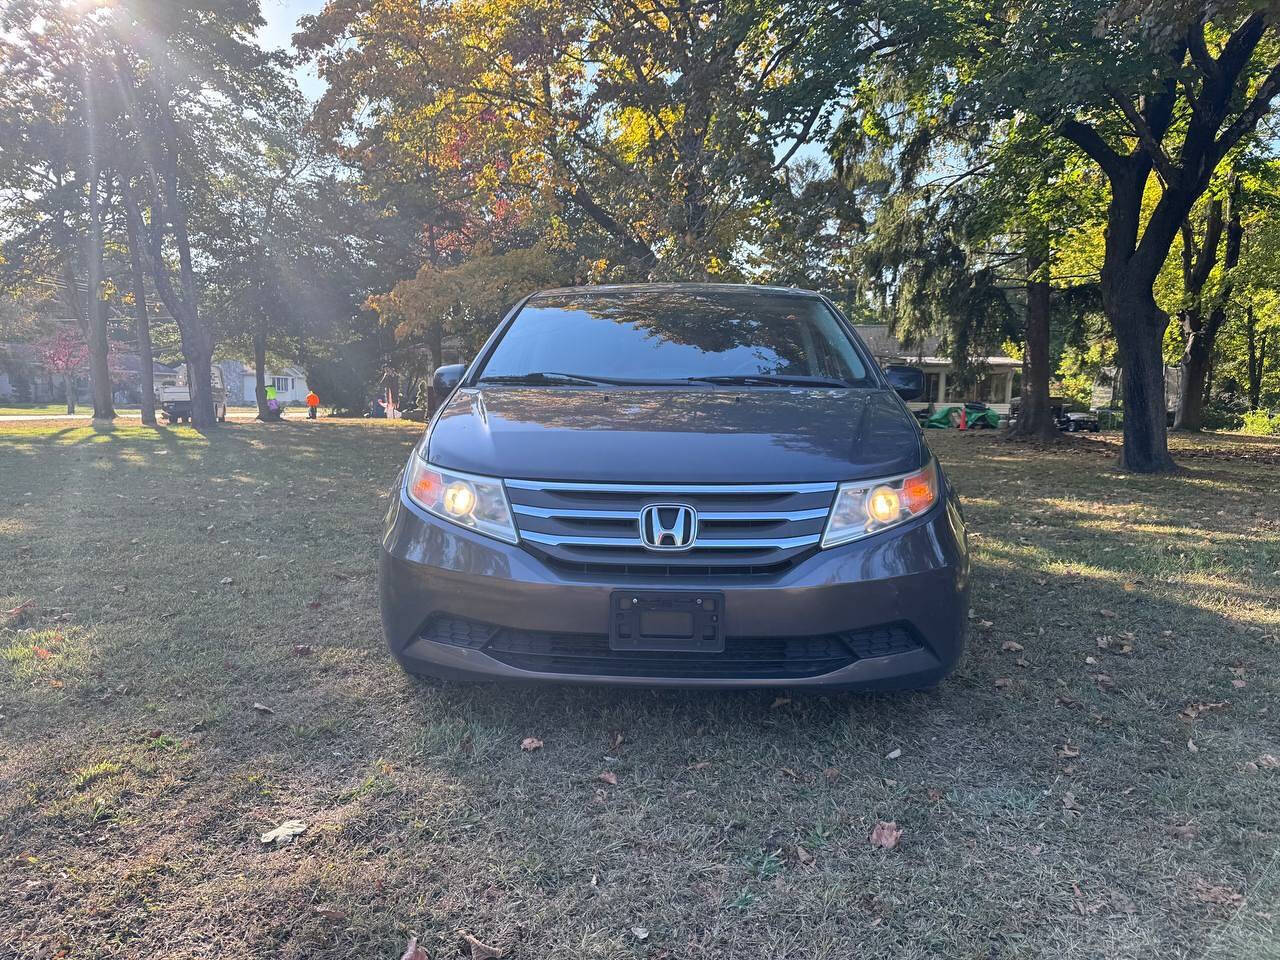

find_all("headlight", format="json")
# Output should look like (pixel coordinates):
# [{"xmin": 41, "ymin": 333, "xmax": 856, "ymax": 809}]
[
  {"xmin": 404, "ymin": 455, "xmax": 519, "ymax": 544},
  {"xmin": 821, "ymin": 459, "xmax": 939, "ymax": 548}
]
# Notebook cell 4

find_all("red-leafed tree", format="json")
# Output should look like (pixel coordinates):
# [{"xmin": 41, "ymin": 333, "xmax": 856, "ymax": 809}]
[{"xmin": 38, "ymin": 327, "xmax": 89, "ymax": 415}]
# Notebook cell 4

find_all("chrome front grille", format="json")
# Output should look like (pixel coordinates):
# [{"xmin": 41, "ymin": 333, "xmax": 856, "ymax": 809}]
[{"xmin": 505, "ymin": 479, "xmax": 836, "ymax": 572}]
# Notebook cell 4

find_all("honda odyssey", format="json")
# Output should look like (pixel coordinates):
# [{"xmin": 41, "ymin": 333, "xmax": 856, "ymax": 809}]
[{"xmin": 379, "ymin": 284, "xmax": 969, "ymax": 689}]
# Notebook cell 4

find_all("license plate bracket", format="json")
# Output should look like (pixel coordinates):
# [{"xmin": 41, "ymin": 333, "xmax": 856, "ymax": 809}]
[{"xmin": 609, "ymin": 591, "xmax": 725, "ymax": 653}]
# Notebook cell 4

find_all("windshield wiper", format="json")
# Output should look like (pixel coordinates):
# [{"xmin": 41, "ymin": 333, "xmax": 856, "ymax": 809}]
[
  {"xmin": 478, "ymin": 371, "xmax": 686, "ymax": 387},
  {"xmin": 683, "ymin": 374, "xmax": 855, "ymax": 388},
  {"xmin": 476, "ymin": 372, "xmax": 612, "ymax": 387}
]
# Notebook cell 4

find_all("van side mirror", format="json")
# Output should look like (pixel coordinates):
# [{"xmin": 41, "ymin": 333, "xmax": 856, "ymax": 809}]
[
  {"xmin": 429, "ymin": 364, "xmax": 466, "ymax": 413},
  {"xmin": 885, "ymin": 365, "xmax": 925, "ymax": 402}
]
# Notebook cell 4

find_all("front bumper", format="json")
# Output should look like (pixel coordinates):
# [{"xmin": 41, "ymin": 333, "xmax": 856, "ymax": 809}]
[{"xmin": 379, "ymin": 482, "xmax": 970, "ymax": 690}]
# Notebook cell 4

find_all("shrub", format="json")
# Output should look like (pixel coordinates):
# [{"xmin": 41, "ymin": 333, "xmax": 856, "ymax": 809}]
[{"xmin": 1240, "ymin": 409, "xmax": 1280, "ymax": 436}]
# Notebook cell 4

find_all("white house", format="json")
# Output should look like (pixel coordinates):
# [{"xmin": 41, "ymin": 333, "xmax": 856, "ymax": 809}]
[
  {"xmin": 216, "ymin": 360, "xmax": 311, "ymax": 406},
  {"xmin": 854, "ymin": 325, "xmax": 1020, "ymax": 415}
]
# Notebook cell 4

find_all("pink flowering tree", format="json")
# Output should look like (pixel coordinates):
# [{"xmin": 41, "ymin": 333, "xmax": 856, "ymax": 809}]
[{"xmin": 38, "ymin": 328, "xmax": 90, "ymax": 415}]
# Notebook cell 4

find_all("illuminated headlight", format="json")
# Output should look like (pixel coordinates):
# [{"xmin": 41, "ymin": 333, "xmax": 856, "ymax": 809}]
[
  {"xmin": 822, "ymin": 459, "xmax": 939, "ymax": 548},
  {"xmin": 404, "ymin": 455, "xmax": 518, "ymax": 544}
]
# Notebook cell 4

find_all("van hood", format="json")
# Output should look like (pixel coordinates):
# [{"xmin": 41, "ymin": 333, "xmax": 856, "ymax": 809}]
[{"xmin": 424, "ymin": 387, "xmax": 927, "ymax": 484}]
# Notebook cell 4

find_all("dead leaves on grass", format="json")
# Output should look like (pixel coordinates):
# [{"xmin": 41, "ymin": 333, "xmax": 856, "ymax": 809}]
[
  {"xmin": 1193, "ymin": 880, "xmax": 1245, "ymax": 909},
  {"xmin": 519, "ymin": 737, "xmax": 543, "ymax": 752},
  {"xmin": 869, "ymin": 821, "xmax": 902, "ymax": 850},
  {"xmin": 1180, "ymin": 701, "xmax": 1229, "ymax": 720},
  {"xmin": 458, "ymin": 929, "xmax": 503, "ymax": 959},
  {"xmin": 260, "ymin": 819, "xmax": 307, "ymax": 845},
  {"xmin": 400, "ymin": 938, "xmax": 429, "ymax": 960}
]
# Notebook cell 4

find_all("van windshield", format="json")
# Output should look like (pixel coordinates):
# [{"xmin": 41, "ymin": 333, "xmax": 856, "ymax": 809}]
[{"xmin": 476, "ymin": 289, "xmax": 874, "ymax": 387}]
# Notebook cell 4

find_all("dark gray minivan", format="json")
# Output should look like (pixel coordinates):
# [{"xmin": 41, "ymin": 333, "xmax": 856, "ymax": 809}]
[{"xmin": 379, "ymin": 284, "xmax": 969, "ymax": 689}]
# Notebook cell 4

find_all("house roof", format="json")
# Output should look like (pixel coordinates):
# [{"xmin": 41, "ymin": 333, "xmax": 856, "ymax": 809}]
[{"xmin": 853, "ymin": 325, "xmax": 1019, "ymax": 368}]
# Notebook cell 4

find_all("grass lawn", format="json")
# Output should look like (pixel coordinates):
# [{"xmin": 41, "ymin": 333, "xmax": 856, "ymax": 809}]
[
  {"xmin": 0, "ymin": 403, "xmax": 91, "ymax": 417},
  {"xmin": 2, "ymin": 420, "xmax": 1279, "ymax": 960}
]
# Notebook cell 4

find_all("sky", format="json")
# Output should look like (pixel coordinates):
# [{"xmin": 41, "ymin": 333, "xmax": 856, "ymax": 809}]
[{"xmin": 258, "ymin": 0, "xmax": 326, "ymax": 99}]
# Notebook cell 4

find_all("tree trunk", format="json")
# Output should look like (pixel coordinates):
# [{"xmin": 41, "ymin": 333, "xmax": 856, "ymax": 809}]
[
  {"xmin": 1111, "ymin": 300, "xmax": 1176, "ymax": 473},
  {"xmin": 122, "ymin": 184, "xmax": 157, "ymax": 426},
  {"xmin": 1174, "ymin": 190, "xmax": 1240, "ymax": 432},
  {"xmin": 1245, "ymin": 306, "xmax": 1266, "ymax": 410},
  {"xmin": 1012, "ymin": 242, "xmax": 1058, "ymax": 440},
  {"xmin": 64, "ymin": 373, "xmax": 76, "ymax": 415},
  {"xmin": 254, "ymin": 324, "xmax": 269, "ymax": 419},
  {"xmin": 84, "ymin": 174, "xmax": 116, "ymax": 421},
  {"xmin": 186, "ymin": 351, "xmax": 216, "ymax": 430}
]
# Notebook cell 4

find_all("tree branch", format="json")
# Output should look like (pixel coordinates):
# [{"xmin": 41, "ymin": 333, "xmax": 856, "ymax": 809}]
[
  {"xmin": 1058, "ymin": 118, "xmax": 1125, "ymax": 179},
  {"xmin": 1109, "ymin": 87, "xmax": 1177, "ymax": 182}
]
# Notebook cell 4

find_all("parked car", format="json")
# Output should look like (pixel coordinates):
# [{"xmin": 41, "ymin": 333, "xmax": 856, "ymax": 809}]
[
  {"xmin": 1058, "ymin": 410, "xmax": 1100, "ymax": 432},
  {"xmin": 379, "ymin": 284, "xmax": 970, "ymax": 691},
  {"xmin": 154, "ymin": 365, "xmax": 227, "ymax": 424}
]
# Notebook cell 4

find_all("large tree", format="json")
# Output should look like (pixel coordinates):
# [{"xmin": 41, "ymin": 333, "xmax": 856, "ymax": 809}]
[
  {"xmin": 296, "ymin": 0, "xmax": 847, "ymax": 278},
  {"xmin": 817, "ymin": 0, "xmax": 1280, "ymax": 471}
]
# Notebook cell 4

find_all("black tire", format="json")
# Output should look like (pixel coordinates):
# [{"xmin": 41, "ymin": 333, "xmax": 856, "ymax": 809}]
[
  {"xmin": 1067, "ymin": 421, "xmax": 1078, "ymax": 432},
  {"xmin": 1089, "ymin": 424, "xmax": 1099, "ymax": 432}
]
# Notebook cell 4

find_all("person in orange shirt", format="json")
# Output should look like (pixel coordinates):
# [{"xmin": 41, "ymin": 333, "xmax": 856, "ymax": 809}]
[{"xmin": 305, "ymin": 389, "xmax": 320, "ymax": 419}]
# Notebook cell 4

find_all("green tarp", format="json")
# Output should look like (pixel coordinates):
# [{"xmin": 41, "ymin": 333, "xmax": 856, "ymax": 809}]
[{"xmin": 925, "ymin": 405, "xmax": 1000, "ymax": 429}]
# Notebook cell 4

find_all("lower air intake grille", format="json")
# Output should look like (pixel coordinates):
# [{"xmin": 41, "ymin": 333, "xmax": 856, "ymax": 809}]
[{"xmin": 421, "ymin": 617, "xmax": 921, "ymax": 680}]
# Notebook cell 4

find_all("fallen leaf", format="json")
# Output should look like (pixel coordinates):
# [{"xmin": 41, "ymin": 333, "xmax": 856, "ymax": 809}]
[
  {"xmin": 610, "ymin": 730, "xmax": 624, "ymax": 750},
  {"xmin": 796, "ymin": 844, "xmax": 814, "ymax": 865},
  {"xmin": 1099, "ymin": 608, "xmax": 1117, "ymax": 618},
  {"xmin": 1059, "ymin": 743, "xmax": 1080, "ymax": 759},
  {"xmin": 598, "ymin": 771, "xmax": 618, "ymax": 786},
  {"xmin": 994, "ymin": 677, "xmax": 1012, "ymax": 689},
  {"xmin": 458, "ymin": 929, "xmax": 503, "ymax": 960},
  {"xmin": 977, "ymin": 619, "xmax": 994, "ymax": 629},
  {"xmin": 823, "ymin": 767, "xmax": 840, "ymax": 783},
  {"xmin": 33, "ymin": 646, "xmax": 53, "ymax": 660},
  {"xmin": 688, "ymin": 760, "xmax": 711, "ymax": 771},
  {"xmin": 781, "ymin": 767, "xmax": 802, "ymax": 781},
  {"xmin": 252, "ymin": 702, "xmax": 275, "ymax": 715},
  {"xmin": 1180, "ymin": 701, "xmax": 1228, "ymax": 720},
  {"xmin": 307, "ymin": 600, "xmax": 322, "ymax": 610},
  {"xmin": 313, "ymin": 906, "xmax": 347, "ymax": 921},
  {"xmin": 400, "ymin": 937, "xmax": 429, "ymax": 960},
  {"xmin": 48, "ymin": 678, "xmax": 63, "ymax": 688},
  {"xmin": 1061, "ymin": 792, "xmax": 1083, "ymax": 811},
  {"xmin": 293, "ymin": 644, "xmax": 313, "ymax": 656},
  {"xmin": 1168, "ymin": 823, "xmax": 1198, "ymax": 840},
  {"xmin": 869, "ymin": 820, "xmax": 902, "ymax": 849},
  {"xmin": 520, "ymin": 737, "xmax": 543, "ymax": 752},
  {"xmin": 260, "ymin": 820, "xmax": 307, "ymax": 845},
  {"xmin": 1259, "ymin": 754, "xmax": 1280, "ymax": 768},
  {"xmin": 1085, "ymin": 655, "xmax": 1099, "ymax": 665},
  {"xmin": 1193, "ymin": 880, "xmax": 1244, "ymax": 908},
  {"xmin": 771, "ymin": 695, "xmax": 791, "ymax": 709},
  {"xmin": 1231, "ymin": 678, "xmax": 1247, "ymax": 689},
  {"xmin": 1092, "ymin": 673, "xmax": 1114, "ymax": 689},
  {"xmin": 927, "ymin": 788, "xmax": 944, "ymax": 803},
  {"xmin": 630, "ymin": 927, "xmax": 649, "ymax": 941},
  {"xmin": 1187, "ymin": 739, "xmax": 1199, "ymax": 753},
  {"xmin": 1001, "ymin": 640, "xmax": 1024, "ymax": 652},
  {"xmin": 885, "ymin": 747, "xmax": 902, "ymax": 761}
]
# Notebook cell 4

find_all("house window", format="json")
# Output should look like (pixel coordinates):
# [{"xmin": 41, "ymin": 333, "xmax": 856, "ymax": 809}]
[{"xmin": 272, "ymin": 376, "xmax": 292, "ymax": 394}]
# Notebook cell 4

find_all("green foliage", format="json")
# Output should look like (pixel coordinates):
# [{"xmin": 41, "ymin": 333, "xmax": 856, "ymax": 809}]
[{"xmin": 1240, "ymin": 409, "xmax": 1280, "ymax": 435}]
